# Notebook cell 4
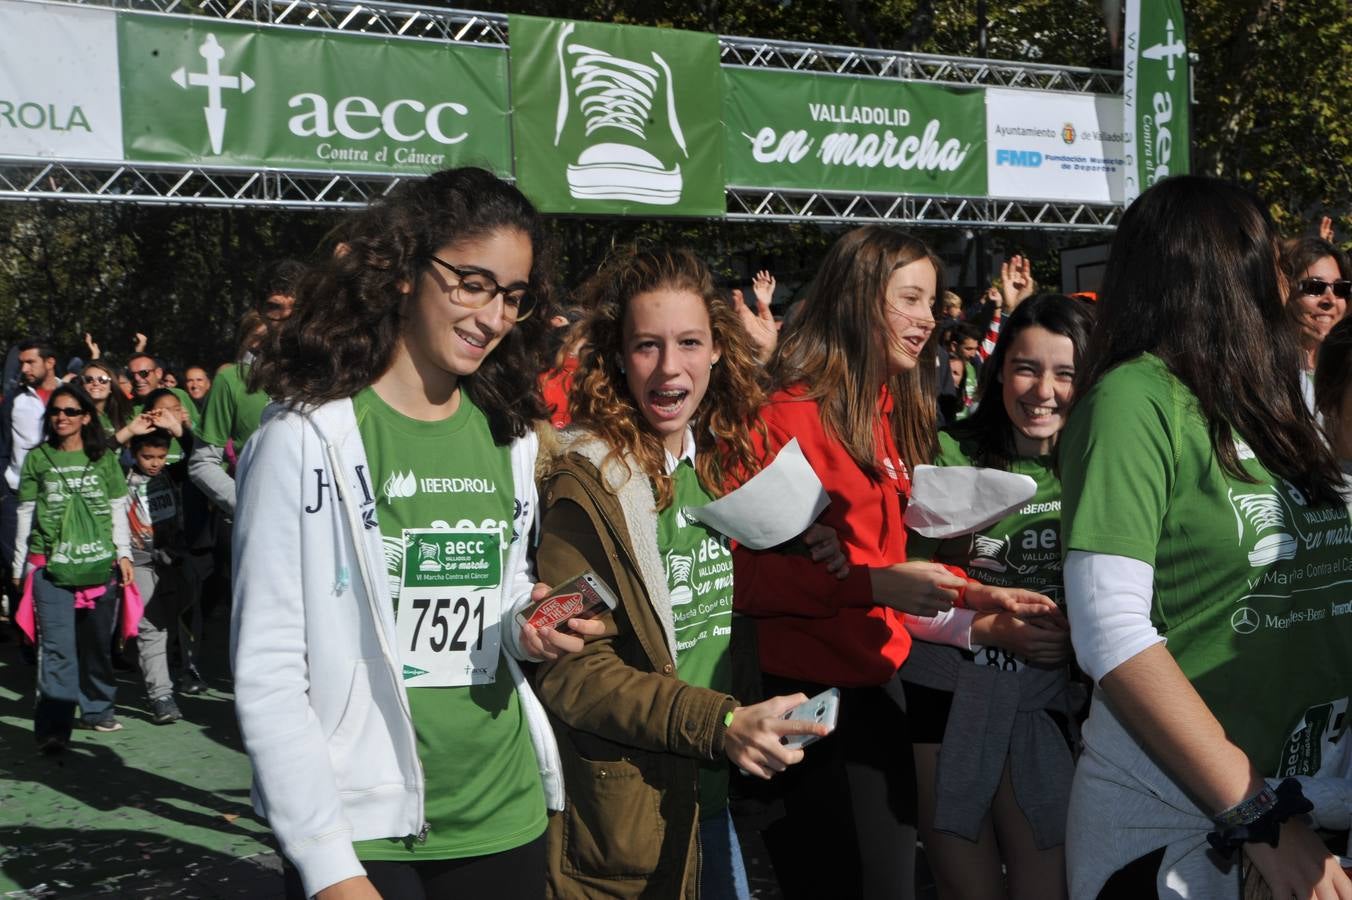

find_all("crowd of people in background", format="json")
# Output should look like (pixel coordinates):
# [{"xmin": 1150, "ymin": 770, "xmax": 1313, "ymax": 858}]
[{"xmin": 4, "ymin": 166, "xmax": 1351, "ymax": 900}]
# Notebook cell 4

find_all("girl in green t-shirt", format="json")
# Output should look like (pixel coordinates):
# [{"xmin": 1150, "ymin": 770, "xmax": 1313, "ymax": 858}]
[
  {"xmin": 232, "ymin": 168, "xmax": 598, "ymax": 900},
  {"xmin": 901, "ymin": 293, "xmax": 1090, "ymax": 900},
  {"xmin": 15, "ymin": 383, "xmax": 133, "ymax": 752},
  {"xmin": 1060, "ymin": 176, "xmax": 1352, "ymax": 898},
  {"xmin": 533, "ymin": 247, "xmax": 834, "ymax": 900}
]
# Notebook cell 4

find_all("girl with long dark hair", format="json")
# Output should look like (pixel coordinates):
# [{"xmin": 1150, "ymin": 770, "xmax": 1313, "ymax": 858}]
[
  {"xmin": 901, "ymin": 294, "xmax": 1092, "ymax": 900},
  {"xmin": 1060, "ymin": 175, "xmax": 1352, "ymax": 898},
  {"xmin": 13, "ymin": 383, "xmax": 133, "ymax": 750},
  {"xmin": 79, "ymin": 359, "xmax": 133, "ymax": 445},
  {"xmin": 233, "ymin": 168, "xmax": 595, "ymax": 900},
  {"xmin": 731, "ymin": 226, "xmax": 1058, "ymax": 900}
]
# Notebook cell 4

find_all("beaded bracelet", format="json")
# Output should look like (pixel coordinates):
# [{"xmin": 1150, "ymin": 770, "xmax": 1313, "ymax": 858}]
[{"xmin": 1206, "ymin": 778, "xmax": 1313, "ymax": 859}]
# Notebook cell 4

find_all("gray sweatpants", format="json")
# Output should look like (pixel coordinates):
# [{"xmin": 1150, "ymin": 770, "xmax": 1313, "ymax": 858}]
[{"xmin": 132, "ymin": 561, "xmax": 183, "ymax": 701}]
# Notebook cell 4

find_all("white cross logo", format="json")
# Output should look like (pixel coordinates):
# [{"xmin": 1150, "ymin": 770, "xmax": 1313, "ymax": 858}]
[
  {"xmin": 170, "ymin": 34, "xmax": 255, "ymax": 155},
  {"xmin": 1141, "ymin": 18, "xmax": 1187, "ymax": 82}
]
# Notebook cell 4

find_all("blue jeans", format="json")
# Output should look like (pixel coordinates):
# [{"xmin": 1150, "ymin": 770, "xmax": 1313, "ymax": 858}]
[
  {"xmin": 33, "ymin": 569, "xmax": 119, "ymax": 739},
  {"xmin": 700, "ymin": 807, "xmax": 751, "ymax": 900}
]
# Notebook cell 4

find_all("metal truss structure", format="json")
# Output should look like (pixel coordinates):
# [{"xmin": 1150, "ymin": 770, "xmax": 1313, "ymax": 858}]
[{"xmin": 0, "ymin": 0, "xmax": 1124, "ymax": 230}]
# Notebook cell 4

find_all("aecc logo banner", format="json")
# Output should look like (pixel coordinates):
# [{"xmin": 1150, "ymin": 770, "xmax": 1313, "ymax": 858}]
[{"xmin": 116, "ymin": 15, "xmax": 512, "ymax": 174}]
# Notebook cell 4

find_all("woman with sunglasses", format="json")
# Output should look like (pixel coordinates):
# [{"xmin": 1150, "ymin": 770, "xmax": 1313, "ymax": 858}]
[
  {"xmin": 79, "ymin": 360, "xmax": 135, "ymax": 447},
  {"xmin": 13, "ymin": 383, "xmax": 133, "ymax": 751},
  {"xmin": 232, "ymin": 168, "xmax": 594, "ymax": 900},
  {"xmin": 1281, "ymin": 237, "xmax": 1352, "ymax": 412},
  {"xmin": 1060, "ymin": 176, "xmax": 1352, "ymax": 898}
]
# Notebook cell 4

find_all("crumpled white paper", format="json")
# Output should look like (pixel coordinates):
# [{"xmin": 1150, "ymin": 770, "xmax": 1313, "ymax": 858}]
[
  {"xmin": 686, "ymin": 438, "xmax": 829, "ymax": 549},
  {"xmin": 905, "ymin": 465, "xmax": 1038, "ymax": 539}
]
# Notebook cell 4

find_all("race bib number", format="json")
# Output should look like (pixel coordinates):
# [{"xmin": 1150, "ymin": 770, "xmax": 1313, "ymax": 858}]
[
  {"xmin": 395, "ymin": 527, "xmax": 503, "ymax": 687},
  {"xmin": 972, "ymin": 644, "xmax": 1024, "ymax": 673}
]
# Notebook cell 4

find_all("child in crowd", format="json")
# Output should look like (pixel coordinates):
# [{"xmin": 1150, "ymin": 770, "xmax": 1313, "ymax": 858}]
[{"xmin": 126, "ymin": 429, "xmax": 187, "ymax": 724}]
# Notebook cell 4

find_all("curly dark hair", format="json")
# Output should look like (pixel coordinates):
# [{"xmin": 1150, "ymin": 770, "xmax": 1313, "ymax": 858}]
[
  {"xmin": 249, "ymin": 167, "xmax": 553, "ymax": 444},
  {"xmin": 569, "ymin": 246, "xmax": 767, "ymax": 511}
]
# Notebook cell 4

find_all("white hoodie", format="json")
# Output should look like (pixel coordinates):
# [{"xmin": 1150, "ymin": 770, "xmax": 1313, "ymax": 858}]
[{"xmin": 230, "ymin": 398, "xmax": 562, "ymax": 898}]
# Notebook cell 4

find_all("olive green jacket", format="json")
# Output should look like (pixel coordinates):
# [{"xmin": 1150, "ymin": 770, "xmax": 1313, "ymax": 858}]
[{"xmin": 533, "ymin": 431, "xmax": 756, "ymax": 900}]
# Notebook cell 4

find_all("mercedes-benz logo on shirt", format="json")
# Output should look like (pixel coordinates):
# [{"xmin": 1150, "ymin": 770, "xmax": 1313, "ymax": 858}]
[{"xmin": 1231, "ymin": 607, "xmax": 1260, "ymax": 635}]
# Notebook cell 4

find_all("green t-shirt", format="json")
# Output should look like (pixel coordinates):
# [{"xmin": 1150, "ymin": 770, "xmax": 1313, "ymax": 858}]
[
  {"xmin": 135, "ymin": 387, "xmax": 200, "ymax": 465},
  {"xmin": 350, "ymin": 387, "xmax": 546, "ymax": 861},
  {"xmin": 199, "ymin": 363, "xmax": 269, "ymax": 450},
  {"xmin": 909, "ymin": 429, "xmax": 1063, "ymax": 670},
  {"xmin": 660, "ymin": 459, "xmax": 735, "ymax": 818},
  {"xmin": 19, "ymin": 446, "xmax": 127, "ymax": 559},
  {"xmin": 1061, "ymin": 354, "xmax": 1352, "ymax": 776}
]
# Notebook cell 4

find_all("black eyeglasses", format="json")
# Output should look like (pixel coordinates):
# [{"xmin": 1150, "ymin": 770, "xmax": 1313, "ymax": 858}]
[
  {"xmin": 1297, "ymin": 277, "xmax": 1352, "ymax": 300},
  {"xmin": 82, "ymin": 374, "xmax": 112, "ymax": 385},
  {"xmin": 130, "ymin": 367, "xmax": 157, "ymax": 380},
  {"xmin": 426, "ymin": 256, "xmax": 536, "ymax": 321},
  {"xmin": 48, "ymin": 406, "xmax": 86, "ymax": 419}
]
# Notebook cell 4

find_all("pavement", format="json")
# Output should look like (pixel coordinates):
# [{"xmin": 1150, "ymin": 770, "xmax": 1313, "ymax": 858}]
[
  {"xmin": 0, "ymin": 612, "xmax": 285, "ymax": 899},
  {"xmin": 0, "ymin": 611, "xmax": 929, "ymax": 899}
]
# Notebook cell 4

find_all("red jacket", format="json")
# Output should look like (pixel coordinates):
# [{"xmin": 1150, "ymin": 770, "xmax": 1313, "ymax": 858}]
[{"xmin": 732, "ymin": 384, "xmax": 946, "ymax": 688}]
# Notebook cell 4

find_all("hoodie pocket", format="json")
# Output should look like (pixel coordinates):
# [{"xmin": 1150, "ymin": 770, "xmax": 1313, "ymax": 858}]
[
  {"xmin": 327, "ymin": 659, "xmax": 407, "ymax": 794},
  {"xmin": 560, "ymin": 751, "xmax": 667, "ymax": 878}
]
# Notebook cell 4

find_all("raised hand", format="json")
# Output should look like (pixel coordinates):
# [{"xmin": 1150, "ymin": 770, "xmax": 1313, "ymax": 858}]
[
  {"xmin": 84, "ymin": 333, "xmax": 101, "ymax": 360},
  {"xmin": 732, "ymin": 282, "xmax": 778, "ymax": 363},
  {"xmin": 999, "ymin": 255, "xmax": 1035, "ymax": 312}
]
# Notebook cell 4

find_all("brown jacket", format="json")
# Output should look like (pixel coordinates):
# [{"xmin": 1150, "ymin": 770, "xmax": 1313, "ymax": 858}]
[{"xmin": 533, "ymin": 432, "xmax": 753, "ymax": 900}]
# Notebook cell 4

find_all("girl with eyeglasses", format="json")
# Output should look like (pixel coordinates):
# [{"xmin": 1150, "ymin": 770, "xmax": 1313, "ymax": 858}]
[
  {"xmin": 79, "ymin": 360, "xmax": 133, "ymax": 447},
  {"xmin": 233, "ymin": 168, "xmax": 595, "ymax": 900},
  {"xmin": 1281, "ymin": 237, "xmax": 1352, "ymax": 412},
  {"xmin": 13, "ymin": 384, "xmax": 133, "ymax": 751},
  {"xmin": 1060, "ymin": 176, "xmax": 1352, "ymax": 898}
]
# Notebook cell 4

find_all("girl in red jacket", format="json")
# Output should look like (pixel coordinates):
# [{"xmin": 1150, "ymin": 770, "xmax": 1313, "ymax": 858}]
[{"xmin": 731, "ymin": 226, "xmax": 1055, "ymax": 900}]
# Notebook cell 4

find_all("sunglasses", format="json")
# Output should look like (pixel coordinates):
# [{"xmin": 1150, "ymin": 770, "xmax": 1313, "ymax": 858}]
[
  {"xmin": 1297, "ymin": 277, "xmax": 1352, "ymax": 300},
  {"xmin": 48, "ymin": 406, "xmax": 86, "ymax": 419},
  {"xmin": 130, "ymin": 368, "xmax": 157, "ymax": 380},
  {"xmin": 81, "ymin": 374, "xmax": 112, "ymax": 385}
]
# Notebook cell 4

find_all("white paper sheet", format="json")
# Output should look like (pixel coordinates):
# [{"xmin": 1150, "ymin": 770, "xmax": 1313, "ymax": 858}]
[
  {"xmin": 686, "ymin": 438, "xmax": 829, "ymax": 549},
  {"xmin": 905, "ymin": 465, "xmax": 1038, "ymax": 539}
]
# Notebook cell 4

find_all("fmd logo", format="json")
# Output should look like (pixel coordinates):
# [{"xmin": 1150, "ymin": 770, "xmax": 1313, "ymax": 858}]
[{"xmin": 996, "ymin": 149, "xmax": 1042, "ymax": 168}]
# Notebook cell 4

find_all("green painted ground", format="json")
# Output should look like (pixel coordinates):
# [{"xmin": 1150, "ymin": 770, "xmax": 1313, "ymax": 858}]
[{"xmin": 0, "ymin": 616, "xmax": 285, "ymax": 898}]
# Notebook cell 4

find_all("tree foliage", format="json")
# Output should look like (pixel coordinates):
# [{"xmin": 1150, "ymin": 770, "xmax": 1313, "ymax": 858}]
[{"xmin": 0, "ymin": 0, "xmax": 1345, "ymax": 369}]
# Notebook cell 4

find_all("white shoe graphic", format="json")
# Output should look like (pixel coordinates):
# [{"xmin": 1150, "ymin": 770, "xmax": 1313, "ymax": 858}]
[
  {"xmin": 1229, "ymin": 489, "xmax": 1298, "ymax": 567},
  {"xmin": 554, "ymin": 23, "xmax": 687, "ymax": 205},
  {"xmin": 970, "ymin": 534, "xmax": 1009, "ymax": 573},
  {"xmin": 418, "ymin": 540, "xmax": 443, "ymax": 573},
  {"xmin": 666, "ymin": 550, "xmax": 695, "ymax": 606}
]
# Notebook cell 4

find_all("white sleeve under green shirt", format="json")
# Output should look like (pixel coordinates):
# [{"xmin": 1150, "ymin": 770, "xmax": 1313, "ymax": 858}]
[
  {"xmin": 1059, "ymin": 353, "xmax": 1352, "ymax": 777},
  {"xmin": 351, "ymin": 386, "xmax": 546, "ymax": 861},
  {"xmin": 657, "ymin": 448, "xmax": 735, "ymax": 818}
]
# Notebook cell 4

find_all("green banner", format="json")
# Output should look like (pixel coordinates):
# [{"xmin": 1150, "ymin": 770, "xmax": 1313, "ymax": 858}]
[
  {"xmin": 508, "ymin": 15, "xmax": 725, "ymax": 216},
  {"xmin": 118, "ymin": 16, "xmax": 511, "ymax": 175},
  {"xmin": 1123, "ymin": 0, "xmax": 1190, "ymax": 203},
  {"xmin": 723, "ymin": 68, "xmax": 986, "ymax": 197}
]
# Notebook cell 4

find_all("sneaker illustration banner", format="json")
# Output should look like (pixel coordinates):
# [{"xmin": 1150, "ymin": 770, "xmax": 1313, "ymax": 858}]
[{"xmin": 509, "ymin": 15, "xmax": 725, "ymax": 216}]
